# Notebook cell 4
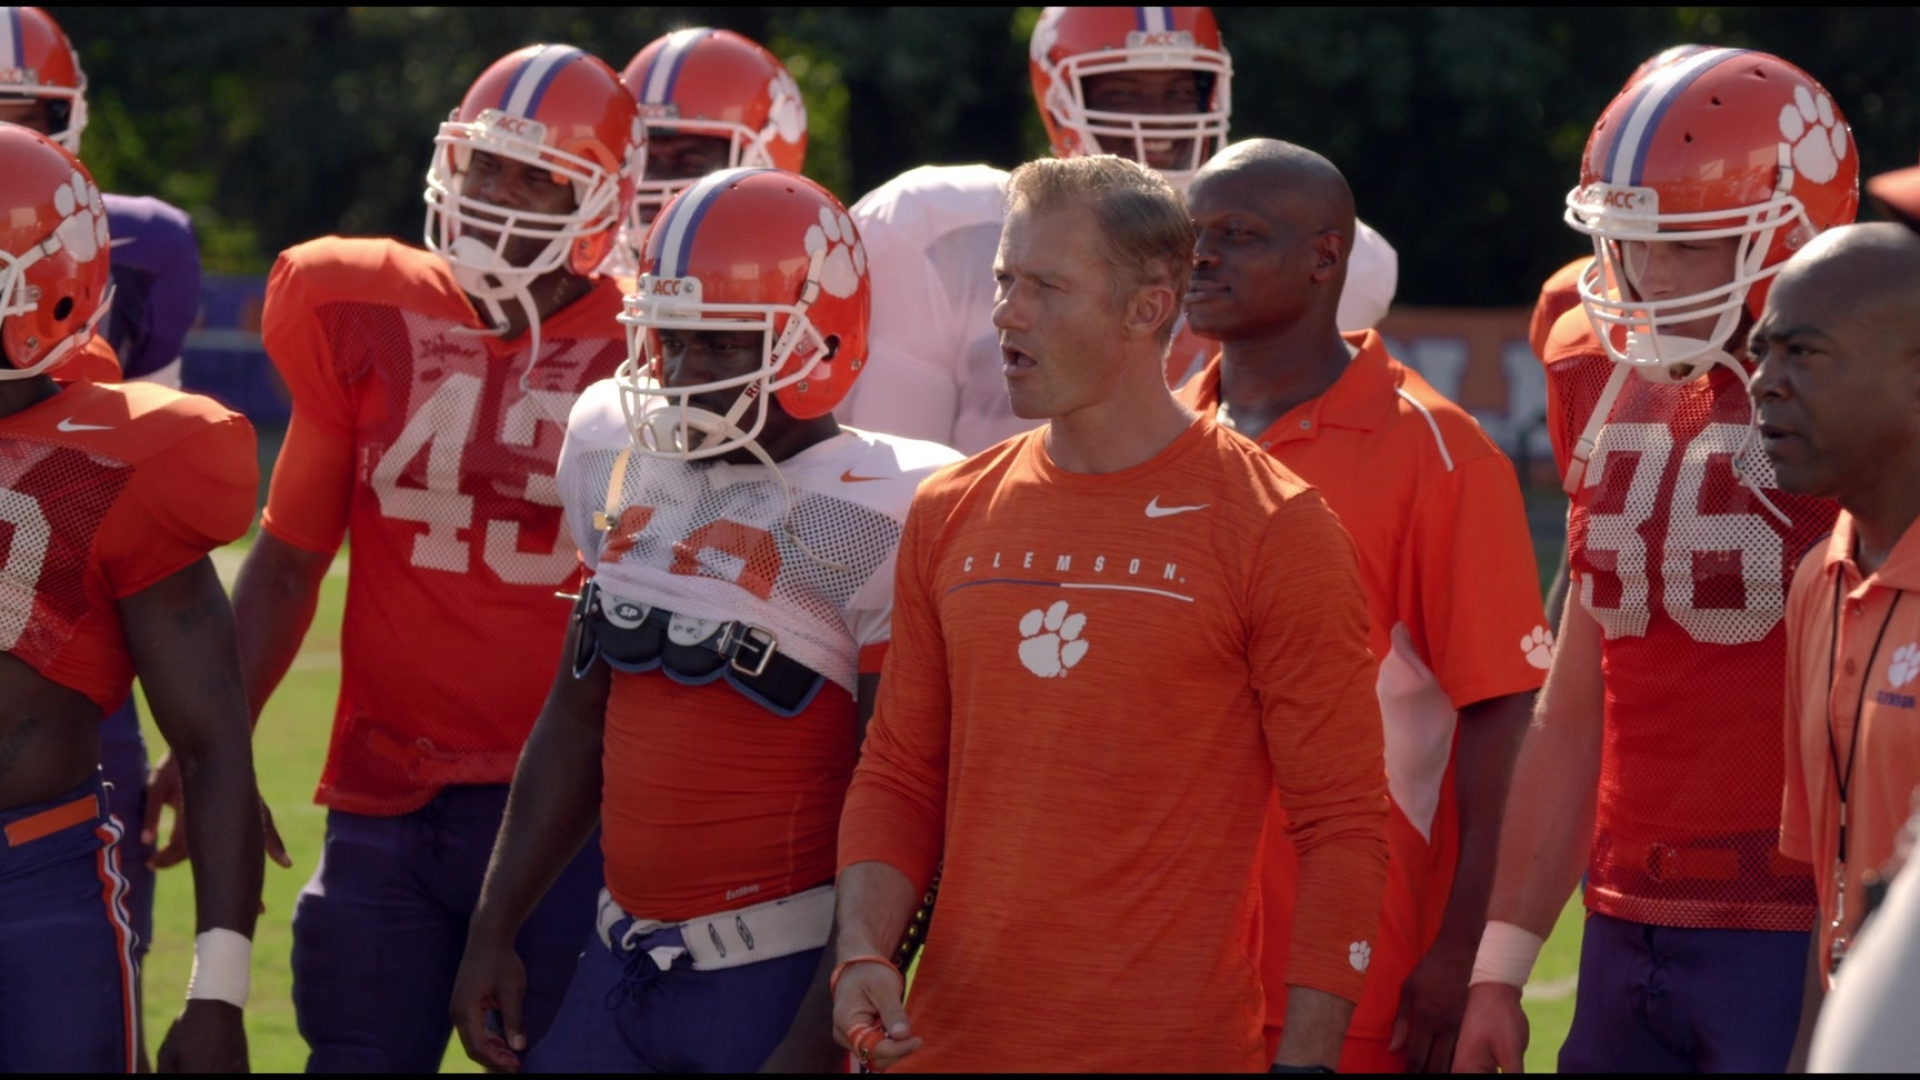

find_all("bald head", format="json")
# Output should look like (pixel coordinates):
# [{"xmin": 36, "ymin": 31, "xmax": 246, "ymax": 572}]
[
  {"xmin": 1752, "ymin": 222, "xmax": 1920, "ymax": 503},
  {"xmin": 1184, "ymin": 139, "xmax": 1356, "ymax": 344}
]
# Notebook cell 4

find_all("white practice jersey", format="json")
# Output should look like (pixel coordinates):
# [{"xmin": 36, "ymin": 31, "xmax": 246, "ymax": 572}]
[
  {"xmin": 557, "ymin": 379, "xmax": 963, "ymax": 694},
  {"xmin": 836, "ymin": 163, "xmax": 1401, "ymax": 454}
]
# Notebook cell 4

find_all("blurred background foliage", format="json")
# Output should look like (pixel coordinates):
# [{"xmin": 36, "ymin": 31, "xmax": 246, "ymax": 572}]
[{"xmin": 57, "ymin": 6, "xmax": 1920, "ymax": 304}]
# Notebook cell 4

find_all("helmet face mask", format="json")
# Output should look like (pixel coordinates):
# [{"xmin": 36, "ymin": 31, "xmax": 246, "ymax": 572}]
[
  {"xmin": 422, "ymin": 45, "xmax": 641, "ymax": 305},
  {"xmin": 0, "ymin": 7, "xmax": 90, "ymax": 156},
  {"xmin": 1564, "ymin": 48, "xmax": 1858, "ymax": 382},
  {"xmin": 1030, "ymin": 7, "xmax": 1232, "ymax": 193},
  {"xmin": 614, "ymin": 167, "xmax": 867, "ymax": 463}
]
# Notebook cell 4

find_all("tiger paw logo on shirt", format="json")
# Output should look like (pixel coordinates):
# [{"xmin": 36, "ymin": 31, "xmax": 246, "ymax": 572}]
[{"xmin": 1017, "ymin": 600, "xmax": 1089, "ymax": 678}]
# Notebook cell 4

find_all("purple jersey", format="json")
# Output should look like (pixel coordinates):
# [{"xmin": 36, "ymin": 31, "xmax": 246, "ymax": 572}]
[{"xmin": 102, "ymin": 193, "xmax": 201, "ymax": 382}]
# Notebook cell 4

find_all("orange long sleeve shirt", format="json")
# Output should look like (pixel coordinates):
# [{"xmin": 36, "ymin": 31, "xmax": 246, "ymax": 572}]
[{"xmin": 838, "ymin": 414, "xmax": 1391, "ymax": 1072}]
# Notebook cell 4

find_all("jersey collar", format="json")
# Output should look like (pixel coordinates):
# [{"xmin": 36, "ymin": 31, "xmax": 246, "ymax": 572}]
[
  {"xmin": 1188, "ymin": 329, "xmax": 1398, "ymax": 448},
  {"xmin": 1823, "ymin": 512, "xmax": 1920, "ymax": 594}
]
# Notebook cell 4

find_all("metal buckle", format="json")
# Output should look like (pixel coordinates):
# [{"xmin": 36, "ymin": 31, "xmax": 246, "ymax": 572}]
[{"xmin": 727, "ymin": 624, "xmax": 779, "ymax": 678}]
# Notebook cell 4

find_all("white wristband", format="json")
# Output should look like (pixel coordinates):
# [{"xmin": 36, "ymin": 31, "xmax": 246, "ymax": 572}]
[
  {"xmin": 186, "ymin": 928, "xmax": 252, "ymax": 1008},
  {"xmin": 1469, "ymin": 920, "xmax": 1544, "ymax": 988}
]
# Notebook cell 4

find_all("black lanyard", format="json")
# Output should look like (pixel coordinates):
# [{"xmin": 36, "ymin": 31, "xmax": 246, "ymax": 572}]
[{"xmin": 1824, "ymin": 581, "xmax": 1903, "ymax": 870}]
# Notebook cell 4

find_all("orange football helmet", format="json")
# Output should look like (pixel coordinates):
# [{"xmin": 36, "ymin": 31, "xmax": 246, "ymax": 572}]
[
  {"xmin": 0, "ymin": 124, "xmax": 111, "ymax": 379},
  {"xmin": 616, "ymin": 168, "xmax": 868, "ymax": 461},
  {"xmin": 1565, "ymin": 48, "xmax": 1857, "ymax": 382},
  {"xmin": 1029, "ymin": 6, "xmax": 1231, "ymax": 192},
  {"xmin": 0, "ymin": 7, "xmax": 87, "ymax": 154},
  {"xmin": 620, "ymin": 29, "xmax": 807, "ymax": 225},
  {"xmin": 424, "ymin": 44, "xmax": 642, "ymax": 306}
]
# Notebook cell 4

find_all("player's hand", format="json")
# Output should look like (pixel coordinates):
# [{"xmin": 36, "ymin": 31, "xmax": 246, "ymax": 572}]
[
  {"xmin": 832, "ymin": 961, "xmax": 920, "ymax": 1072},
  {"xmin": 1391, "ymin": 937, "xmax": 1475, "ymax": 1072},
  {"xmin": 156, "ymin": 999, "xmax": 248, "ymax": 1073},
  {"xmin": 451, "ymin": 936, "xmax": 529, "ymax": 1072},
  {"xmin": 144, "ymin": 752, "xmax": 292, "ymax": 873},
  {"xmin": 1450, "ymin": 982, "xmax": 1528, "ymax": 1073}
]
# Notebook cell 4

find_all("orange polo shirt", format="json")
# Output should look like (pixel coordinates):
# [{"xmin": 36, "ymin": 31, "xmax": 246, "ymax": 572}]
[
  {"xmin": 839, "ymin": 413, "xmax": 1391, "ymax": 1072},
  {"xmin": 1182, "ymin": 330, "xmax": 1549, "ymax": 1045},
  {"xmin": 1781, "ymin": 512, "xmax": 1920, "ymax": 987}
]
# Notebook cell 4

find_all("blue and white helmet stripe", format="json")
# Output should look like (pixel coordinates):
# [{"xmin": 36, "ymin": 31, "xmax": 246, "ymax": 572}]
[
  {"xmin": 1602, "ymin": 47, "xmax": 1749, "ymax": 187},
  {"xmin": 638, "ymin": 28, "xmax": 714, "ymax": 106},
  {"xmin": 1134, "ymin": 7, "xmax": 1172, "ymax": 33},
  {"xmin": 495, "ymin": 45, "xmax": 584, "ymax": 118},
  {"xmin": 651, "ymin": 167, "xmax": 776, "ymax": 278},
  {"xmin": 0, "ymin": 9, "xmax": 22, "ymax": 70}
]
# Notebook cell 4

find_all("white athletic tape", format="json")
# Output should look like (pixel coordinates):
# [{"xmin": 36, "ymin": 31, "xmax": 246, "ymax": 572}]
[
  {"xmin": 186, "ymin": 928, "xmax": 252, "ymax": 1008},
  {"xmin": 1470, "ymin": 920, "xmax": 1544, "ymax": 989}
]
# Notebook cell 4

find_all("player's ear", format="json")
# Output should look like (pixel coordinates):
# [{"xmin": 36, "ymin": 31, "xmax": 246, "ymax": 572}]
[
  {"xmin": 1124, "ymin": 280, "xmax": 1176, "ymax": 342},
  {"xmin": 1310, "ymin": 229, "xmax": 1347, "ymax": 284}
]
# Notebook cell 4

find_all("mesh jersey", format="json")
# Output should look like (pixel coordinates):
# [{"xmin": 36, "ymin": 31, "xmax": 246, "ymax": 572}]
[
  {"xmin": 260, "ymin": 237, "xmax": 628, "ymax": 815},
  {"xmin": 835, "ymin": 164, "xmax": 1400, "ymax": 454},
  {"xmin": 101, "ymin": 194, "xmax": 201, "ymax": 384},
  {"xmin": 557, "ymin": 380, "xmax": 960, "ymax": 920},
  {"xmin": 1543, "ymin": 305, "xmax": 1827, "ymax": 930},
  {"xmin": 0, "ymin": 381, "xmax": 255, "ymax": 710}
]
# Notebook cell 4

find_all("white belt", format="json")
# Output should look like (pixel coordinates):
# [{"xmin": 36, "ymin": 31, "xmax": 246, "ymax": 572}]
[{"xmin": 595, "ymin": 884, "xmax": 834, "ymax": 972}]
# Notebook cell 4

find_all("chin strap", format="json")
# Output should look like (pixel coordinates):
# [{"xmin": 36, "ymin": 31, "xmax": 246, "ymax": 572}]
[{"xmin": 1563, "ymin": 354, "xmax": 1791, "ymax": 527}]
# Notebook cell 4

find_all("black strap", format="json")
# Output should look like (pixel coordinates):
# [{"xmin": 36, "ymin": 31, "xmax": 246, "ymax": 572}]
[{"xmin": 1825, "ymin": 580, "xmax": 1903, "ymax": 868}]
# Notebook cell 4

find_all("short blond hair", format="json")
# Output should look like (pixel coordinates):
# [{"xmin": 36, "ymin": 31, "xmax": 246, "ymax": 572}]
[{"xmin": 1005, "ymin": 155, "xmax": 1193, "ymax": 345}]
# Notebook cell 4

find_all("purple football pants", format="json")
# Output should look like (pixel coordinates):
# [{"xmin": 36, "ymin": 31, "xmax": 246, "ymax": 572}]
[
  {"xmin": 99, "ymin": 697, "xmax": 153, "ymax": 962},
  {"xmin": 525, "ymin": 916, "xmax": 821, "ymax": 1073},
  {"xmin": 1558, "ymin": 910, "xmax": 1808, "ymax": 1073},
  {"xmin": 0, "ymin": 774, "xmax": 140, "ymax": 1073},
  {"xmin": 291, "ymin": 784, "xmax": 602, "ymax": 1073}
]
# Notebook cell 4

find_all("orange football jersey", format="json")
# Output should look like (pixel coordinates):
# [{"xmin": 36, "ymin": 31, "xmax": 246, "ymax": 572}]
[
  {"xmin": 260, "ymin": 237, "xmax": 627, "ymax": 815},
  {"xmin": 0, "ymin": 380, "xmax": 255, "ymax": 709},
  {"xmin": 1542, "ymin": 304, "xmax": 1826, "ymax": 930},
  {"xmin": 1182, "ymin": 330, "xmax": 1549, "ymax": 1042}
]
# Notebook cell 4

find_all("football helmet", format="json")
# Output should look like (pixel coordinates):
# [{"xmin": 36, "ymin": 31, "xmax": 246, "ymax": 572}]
[
  {"xmin": 424, "ymin": 44, "xmax": 642, "ymax": 310},
  {"xmin": 0, "ymin": 7, "xmax": 87, "ymax": 155},
  {"xmin": 615, "ymin": 168, "xmax": 869, "ymax": 462},
  {"xmin": 0, "ymin": 124, "xmax": 111, "ymax": 379},
  {"xmin": 620, "ymin": 29, "xmax": 808, "ymax": 226},
  {"xmin": 1565, "ymin": 48, "xmax": 1857, "ymax": 383},
  {"xmin": 1029, "ymin": 6, "xmax": 1231, "ymax": 192}
]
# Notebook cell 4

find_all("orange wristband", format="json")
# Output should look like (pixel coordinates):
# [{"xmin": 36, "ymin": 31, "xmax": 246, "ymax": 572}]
[{"xmin": 830, "ymin": 954, "xmax": 902, "ymax": 998}]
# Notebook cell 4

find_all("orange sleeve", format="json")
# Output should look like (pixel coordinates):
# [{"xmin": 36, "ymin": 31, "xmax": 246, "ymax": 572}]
[
  {"xmin": 257, "ymin": 247, "xmax": 356, "ymax": 553},
  {"xmin": 836, "ymin": 491, "xmax": 950, "ymax": 895},
  {"xmin": 96, "ymin": 413, "xmax": 258, "ymax": 598},
  {"xmin": 1249, "ymin": 492, "xmax": 1391, "ymax": 1004},
  {"xmin": 1408, "ymin": 452, "xmax": 1549, "ymax": 709},
  {"xmin": 1779, "ymin": 548, "xmax": 1824, "ymax": 864}
]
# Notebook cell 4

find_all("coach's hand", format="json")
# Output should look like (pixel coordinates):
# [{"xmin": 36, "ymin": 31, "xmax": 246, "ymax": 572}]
[
  {"xmin": 832, "ymin": 962, "xmax": 921, "ymax": 1071},
  {"xmin": 157, "ymin": 999, "xmax": 248, "ymax": 1073},
  {"xmin": 1450, "ymin": 982, "xmax": 1528, "ymax": 1073},
  {"xmin": 452, "ymin": 936, "xmax": 529, "ymax": 1072},
  {"xmin": 1392, "ymin": 937, "xmax": 1475, "ymax": 1071},
  {"xmin": 144, "ymin": 751, "xmax": 292, "ymax": 873}
]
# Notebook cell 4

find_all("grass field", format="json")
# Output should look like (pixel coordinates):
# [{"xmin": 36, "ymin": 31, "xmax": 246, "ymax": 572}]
[{"xmin": 130, "ymin": 487, "xmax": 1585, "ymax": 1072}]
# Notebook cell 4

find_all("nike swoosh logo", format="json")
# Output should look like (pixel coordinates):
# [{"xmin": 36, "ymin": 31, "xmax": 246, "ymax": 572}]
[
  {"xmin": 57, "ymin": 418, "xmax": 113, "ymax": 432},
  {"xmin": 840, "ymin": 470, "xmax": 885, "ymax": 483},
  {"xmin": 108, "ymin": 237, "xmax": 137, "ymax": 249},
  {"xmin": 1145, "ymin": 496, "xmax": 1208, "ymax": 518}
]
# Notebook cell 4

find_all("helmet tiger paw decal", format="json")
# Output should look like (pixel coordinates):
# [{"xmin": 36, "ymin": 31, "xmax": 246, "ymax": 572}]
[
  {"xmin": 804, "ymin": 206, "xmax": 866, "ymax": 299},
  {"xmin": 1018, "ymin": 600, "xmax": 1089, "ymax": 678},
  {"xmin": 1779, "ymin": 84, "xmax": 1848, "ymax": 185},
  {"xmin": 767, "ymin": 69, "xmax": 806, "ymax": 145},
  {"xmin": 52, "ymin": 170, "xmax": 107, "ymax": 264}
]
